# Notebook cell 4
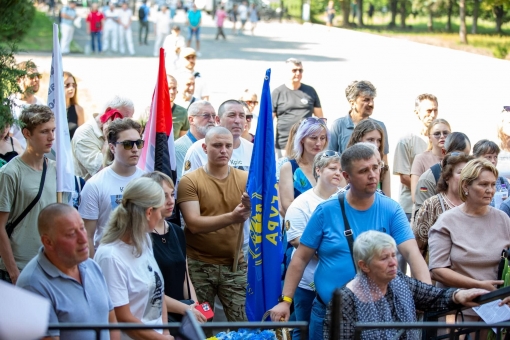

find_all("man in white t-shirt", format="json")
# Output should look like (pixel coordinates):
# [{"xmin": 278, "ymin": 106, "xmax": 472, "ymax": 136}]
[
  {"xmin": 10, "ymin": 61, "xmax": 46, "ymax": 149},
  {"xmin": 237, "ymin": 1, "xmax": 248, "ymax": 31},
  {"xmin": 103, "ymin": 2, "xmax": 120, "ymax": 53},
  {"xmin": 118, "ymin": 2, "xmax": 135, "ymax": 55},
  {"xmin": 153, "ymin": 5, "xmax": 172, "ymax": 57},
  {"xmin": 177, "ymin": 47, "xmax": 209, "ymax": 100},
  {"xmin": 182, "ymin": 99, "xmax": 253, "ymax": 258},
  {"xmin": 79, "ymin": 118, "xmax": 145, "ymax": 257}
]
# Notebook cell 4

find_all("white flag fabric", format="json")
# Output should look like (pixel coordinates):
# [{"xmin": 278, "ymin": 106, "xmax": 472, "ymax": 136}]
[
  {"xmin": 140, "ymin": 91, "xmax": 157, "ymax": 173},
  {"xmin": 48, "ymin": 23, "xmax": 75, "ymax": 194}
]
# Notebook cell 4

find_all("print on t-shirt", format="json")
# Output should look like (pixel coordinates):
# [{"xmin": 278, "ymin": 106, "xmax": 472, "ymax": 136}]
[
  {"xmin": 110, "ymin": 194, "xmax": 123, "ymax": 210},
  {"xmin": 145, "ymin": 264, "xmax": 163, "ymax": 322}
]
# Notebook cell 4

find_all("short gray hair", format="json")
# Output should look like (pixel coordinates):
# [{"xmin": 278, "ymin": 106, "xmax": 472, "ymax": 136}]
[
  {"xmin": 188, "ymin": 100, "xmax": 213, "ymax": 116},
  {"xmin": 205, "ymin": 126, "xmax": 231, "ymax": 143},
  {"xmin": 104, "ymin": 95, "xmax": 134, "ymax": 116},
  {"xmin": 345, "ymin": 80, "xmax": 377, "ymax": 102},
  {"xmin": 340, "ymin": 144, "xmax": 376, "ymax": 175},
  {"xmin": 313, "ymin": 151, "xmax": 341, "ymax": 181},
  {"xmin": 286, "ymin": 58, "xmax": 302, "ymax": 66},
  {"xmin": 353, "ymin": 230, "xmax": 396, "ymax": 272}
]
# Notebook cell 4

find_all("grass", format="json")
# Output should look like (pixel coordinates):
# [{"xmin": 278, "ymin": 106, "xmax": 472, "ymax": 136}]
[
  {"xmin": 314, "ymin": 14, "xmax": 510, "ymax": 59},
  {"xmin": 17, "ymin": 10, "xmax": 82, "ymax": 53}
]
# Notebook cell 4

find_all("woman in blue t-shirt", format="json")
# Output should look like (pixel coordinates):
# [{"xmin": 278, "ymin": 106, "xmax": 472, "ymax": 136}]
[{"xmin": 279, "ymin": 117, "xmax": 331, "ymax": 218}]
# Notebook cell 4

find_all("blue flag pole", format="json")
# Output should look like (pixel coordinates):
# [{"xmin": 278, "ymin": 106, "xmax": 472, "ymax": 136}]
[{"xmin": 246, "ymin": 69, "xmax": 283, "ymax": 321}]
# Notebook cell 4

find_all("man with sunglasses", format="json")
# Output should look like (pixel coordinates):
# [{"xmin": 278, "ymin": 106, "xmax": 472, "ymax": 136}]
[
  {"xmin": 10, "ymin": 61, "xmax": 46, "ymax": 150},
  {"xmin": 175, "ymin": 100, "xmax": 216, "ymax": 181},
  {"xmin": 393, "ymin": 93, "xmax": 439, "ymax": 221},
  {"xmin": 79, "ymin": 118, "xmax": 145, "ymax": 258},
  {"xmin": 177, "ymin": 48, "xmax": 209, "ymax": 101},
  {"xmin": 272, "ymin": 58, "xmax": 323, "ymax": 158}
]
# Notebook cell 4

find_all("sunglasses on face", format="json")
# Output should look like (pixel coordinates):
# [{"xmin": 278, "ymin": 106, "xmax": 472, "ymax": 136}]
[
  {"xmin": 431, "ymin": 130, "xmax": 450, "ymax": 139},
  {"xmin": 185, "ymin": 55, "xmax": 196, "ymax": 60},
  {"xmin": 115, "ymin": 139, "xmax": 144, "ymax": 150},
  {"xmin": 244, "ymin": 100, "xmax": 258, "ymax": 106},
  {"xmin": 246, "ymin": 115, "xmax": 253, "ymax": 122},
  {"xmin": 27, "ymin": 73, "xmax": 42, "ymax": 80},
  {"xmin": 318, "ymin": 150, "xmax": 339, "ymax": 161},
  {"xmin": 65, "ymin": 83, "xmax": 77, "ymax": 89},
  {"xmin": 292, "ymin": 68, "xmax": 304, "ymax": 74}
]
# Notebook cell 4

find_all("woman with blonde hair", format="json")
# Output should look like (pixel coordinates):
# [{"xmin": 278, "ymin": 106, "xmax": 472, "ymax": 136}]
[
  {"xmin": 410, "ymin": 118, "xmax": 451, "ymax": 202},
  {"xmin": 142, "ymin": 171, "xmax": 206, "ymax": 323},
  {"xmin": 63, "ymin": 71, "xmax": 85, "ymax": 139},
  {"xmin": 279, "ymin": 117, "xmax": 330, "ymax": 217},
  {"xmin": 94, "ymin": 177, "xmax": 172, "ymax": 340},
  {"xmin": 429, "ymin": 158, "xmax": 510, "ymax": 338},
  {"xmin": 347, "ymin": 119, "xmax": 390, "ymax": 195}
]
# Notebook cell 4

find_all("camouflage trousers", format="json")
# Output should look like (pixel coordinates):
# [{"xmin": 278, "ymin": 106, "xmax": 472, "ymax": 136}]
[{"xmin": 188, "ymin": 257, "xmax": 247, "ymax": 322}]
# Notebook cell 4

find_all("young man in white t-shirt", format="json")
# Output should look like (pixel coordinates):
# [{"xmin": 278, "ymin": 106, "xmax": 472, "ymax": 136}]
[{"xmin": 79, "ymin": 118, "xmax": 145, "ymax": 257}]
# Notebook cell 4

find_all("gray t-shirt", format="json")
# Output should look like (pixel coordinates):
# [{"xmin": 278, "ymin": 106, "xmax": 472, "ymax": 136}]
[
  {"xmin": 393, "ymin": 133, "xmax": 428, "ymax": 214},
  {"xmin": 0, "ymin": 157, "xmax": 58, "ymax": 271}
]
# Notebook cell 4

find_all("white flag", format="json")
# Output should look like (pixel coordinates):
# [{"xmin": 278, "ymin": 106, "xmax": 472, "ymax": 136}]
[{"xmin": 48, "ymin": 23, "xmax": 75, "ymax": 194}]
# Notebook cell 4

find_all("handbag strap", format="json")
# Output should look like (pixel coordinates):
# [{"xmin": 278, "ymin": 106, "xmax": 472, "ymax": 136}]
[
  {"xmin": 7, "ymin": 158, "xmax": 47, "ymax": 239},
  {"xmin": 338, "ymin": 192, "xmax": 356, "ymax": 270}
]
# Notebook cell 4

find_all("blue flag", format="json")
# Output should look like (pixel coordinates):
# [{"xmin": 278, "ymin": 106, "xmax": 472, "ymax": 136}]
[{"xmin": 246, "ymin": 69, "xmax": 283, "ymax": 321}]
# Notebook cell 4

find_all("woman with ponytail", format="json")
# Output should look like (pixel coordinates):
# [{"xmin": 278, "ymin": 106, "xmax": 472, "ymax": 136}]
[{"xmin": 94, "ymin": 177, "xmax": 173, "ymax": 340}]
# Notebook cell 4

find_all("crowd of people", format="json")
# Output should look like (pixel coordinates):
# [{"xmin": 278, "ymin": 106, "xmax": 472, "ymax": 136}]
[{"xmin": 1, "ymin": 55, "xmax": 510, "ymax": 340}]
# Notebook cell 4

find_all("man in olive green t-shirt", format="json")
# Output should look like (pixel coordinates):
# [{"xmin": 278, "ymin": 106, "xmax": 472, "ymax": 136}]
[{"xmin": 168, "ymin": 74, "xmax": 190, "ymax": 140}]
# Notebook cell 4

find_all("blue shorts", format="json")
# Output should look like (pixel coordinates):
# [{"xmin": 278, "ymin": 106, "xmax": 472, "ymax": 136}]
[{"xmin": 187, "ymin": 26, "xmax": 200, "ymax": 41}]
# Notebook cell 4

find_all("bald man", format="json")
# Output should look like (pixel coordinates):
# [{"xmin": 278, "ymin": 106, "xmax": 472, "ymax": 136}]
[
  {"xmin": 177, "ymin": 127, "xmax": 250, "ymax": 326},
  {"xmin": 16, "ymin": 204, "xmax": 118, "ymax": 340}
]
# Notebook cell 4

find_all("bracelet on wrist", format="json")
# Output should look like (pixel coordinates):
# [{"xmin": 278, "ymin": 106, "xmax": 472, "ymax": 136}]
[{"xmin": 452, "ymin": 288, "xmax": 462, "ymax": 304}]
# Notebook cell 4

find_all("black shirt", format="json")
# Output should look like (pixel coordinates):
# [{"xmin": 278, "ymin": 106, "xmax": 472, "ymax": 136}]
[
  {"xmin": 271, "ymin": 83, "xmax": 321, "ymax": 149},
  {"xmin": 152, "ymin": 223, "xmax": 187, "ymax": 301}
]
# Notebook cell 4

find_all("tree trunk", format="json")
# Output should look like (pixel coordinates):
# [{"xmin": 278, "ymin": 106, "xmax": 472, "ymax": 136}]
[
  {"xmin": 400, "ymin": 0, "xmax": 406, "ymax": 28},
  {"xmin": 494, "ymin": 5, "xmax": 505, "ymax": 34},
  {"xmin": 342, "ymin": 0, "xmax": 350, "ymax": 26},
  {"xmin": 459, "ymin": 0, "xmax": 468, "ymax": 43},
  {"xmin": 445, "ymin": 0, "xmax": 453, "ymax": 31},
  {"xmin": 472, "ymin": 0, "xmax": 479, "ymax": 34},
  {"xmin": 427, "ymin": 4, "xmax": 433, "ymax": 31},
  {"xmin": 357, "ymin": 0, "xmax": 364, "ymax": 26},
  {"xmin": 389, "ymin": 0, "xmax": 398, "ymax": 27}
]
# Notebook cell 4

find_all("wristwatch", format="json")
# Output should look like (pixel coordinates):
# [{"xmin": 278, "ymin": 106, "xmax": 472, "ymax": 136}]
[{"xmin": 278, "ymin": 295, "xmax": 293, "ymax": 304}]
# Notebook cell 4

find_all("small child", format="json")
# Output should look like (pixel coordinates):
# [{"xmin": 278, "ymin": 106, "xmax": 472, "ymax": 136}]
[{"xmin": 163, "ymin": 25, "xmax": 186, "ymax": 72}]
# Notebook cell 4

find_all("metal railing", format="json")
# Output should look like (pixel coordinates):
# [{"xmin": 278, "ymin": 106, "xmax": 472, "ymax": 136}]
[
  {"xmin": 47, "ymin": 320, "xmax": 309, "ymax": 340},
  {"xmin": 329, "ymin": 285, "xmax": 510, "ymax": 340}
]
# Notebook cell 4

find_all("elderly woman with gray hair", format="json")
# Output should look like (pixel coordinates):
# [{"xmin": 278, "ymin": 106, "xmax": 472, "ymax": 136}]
[
  {"xmin": 324, "ymin": 230, "xmax": 490, "ymax": 340},
  {"xmin": 286, "ymin": 150, "xmax": 342, "ymax": 340}
]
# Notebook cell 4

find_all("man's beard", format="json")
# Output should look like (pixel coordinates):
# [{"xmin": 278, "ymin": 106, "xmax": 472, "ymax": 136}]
[{"xmin": 195, "ymin": 124, "xmax": 214, "ymax": 136}]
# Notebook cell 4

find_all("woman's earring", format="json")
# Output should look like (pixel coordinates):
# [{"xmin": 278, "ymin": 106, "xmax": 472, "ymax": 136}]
[{"xmin": 465, "ymin": 192, "xmax": 468, "ymax": 196}]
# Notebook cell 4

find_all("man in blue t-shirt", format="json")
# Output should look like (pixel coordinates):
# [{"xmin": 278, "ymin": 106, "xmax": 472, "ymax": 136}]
[
  {"xmin": 186, "ymin": 3, "xmax": 202, "ymax": 55},
  {"xmin": 60, "ymin": 1, "xmax": 77, "ymax": 54},
  {"xmin": 270, "ymin": 144, "xmax": 430, "ymax": 339}
]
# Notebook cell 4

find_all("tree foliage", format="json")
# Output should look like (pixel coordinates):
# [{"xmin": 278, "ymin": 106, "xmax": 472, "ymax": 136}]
[{"xmin": 0, "ymin": 0, "xmax": 35, "ymax": 124}]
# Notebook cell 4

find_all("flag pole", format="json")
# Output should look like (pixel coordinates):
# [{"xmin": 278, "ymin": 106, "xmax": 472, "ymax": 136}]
[{"xmin": 232, "ymin": 223, "xmax": 244, "ymax": 272}]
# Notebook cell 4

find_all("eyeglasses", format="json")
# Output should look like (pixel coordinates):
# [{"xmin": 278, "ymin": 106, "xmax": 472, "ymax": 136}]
[
  {"xmin": 193, "ymin": 113, "xmax": 216, "ymax": 120},
  {"xmin": 318, "ymin": 150, "xmax": 339, "ymax": 161},
  {"xmin": 245, "ymin": 100, "xmax": 258, "ymax": 106},
  {"xmin": 292, "ymin": 68, "xmax": 304, "ymax": 73},
  {"xmin": 301, "ymin": 117, "xmax": 328, "ymax": 126},
  {"xmin": 65, "ymin": 83, "xmax": 77, "ymax": 89},
  {"xmin": 115, "ymin": 139, "xmax": 145, "ymax": 150},
  {"xmin": 246, "ymin": 115, "xmax": 253, "ymax": 122},
  {"xmin": 27, "ymin": 73, "xmax": 42, "ymax": 80},
  {"xmin": 431, "ymin": 130, "xmax": 450, "ymax": 139}
]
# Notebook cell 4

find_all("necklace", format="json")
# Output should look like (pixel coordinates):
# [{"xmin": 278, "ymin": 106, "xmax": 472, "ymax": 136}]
[
  {"xmin": 442, "ymin": 193, "xmax": 458, "ymax": 208},
  {"xmin": 152, "ymin": 221, "xmax": 168, "ymax": 243}
]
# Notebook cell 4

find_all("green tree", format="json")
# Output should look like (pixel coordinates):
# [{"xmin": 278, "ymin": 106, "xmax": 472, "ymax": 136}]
[{"xmin": 0, "ymin": 0, "xmax": 36, "ymax": 119}]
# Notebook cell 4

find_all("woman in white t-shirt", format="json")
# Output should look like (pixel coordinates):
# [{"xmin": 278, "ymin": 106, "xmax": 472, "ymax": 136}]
[
  {"xmin": 95, "ymin": 177, "xmax": 172, "ymax": 340},
  {"xmin": 497, "ymin": 108, "xmax": 510, "ymax": 180},
  {"xmin": 286, "ymin": 150, "xmax": 342, "ymax": 340}
]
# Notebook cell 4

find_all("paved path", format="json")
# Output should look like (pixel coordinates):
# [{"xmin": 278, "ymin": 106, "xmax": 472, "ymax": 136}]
[{"xmin": 20, "ymin": 8, "xmax": 510, "ymax": 197}]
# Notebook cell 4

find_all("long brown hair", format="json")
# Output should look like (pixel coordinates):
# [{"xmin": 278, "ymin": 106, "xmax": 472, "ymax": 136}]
[
  {"xmin": 63, "ymin": 71, "xmax": 78, "ymax": 106},
  {"xmin": 347, "ymin": 119, "xmax": 384, "ymax": 158}
]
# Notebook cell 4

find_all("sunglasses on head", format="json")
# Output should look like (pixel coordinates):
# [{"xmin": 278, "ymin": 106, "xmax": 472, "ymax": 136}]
[
  {"xmin": 115, "ymin": 139, "xmax": 144, "ymax": 150},
  {"xmin": 318, "ymin": 150, "xmax": 339, "ymax": 161},
  {"xmin": 301, "ymin": 117, "xmax": 328, "ymax": 126}
]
